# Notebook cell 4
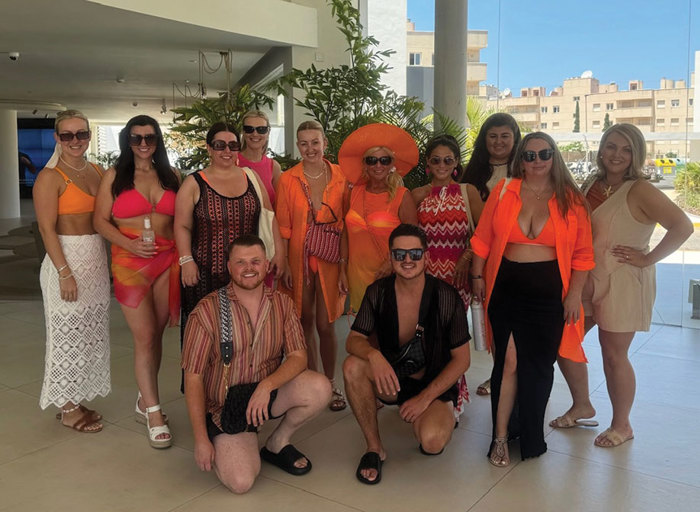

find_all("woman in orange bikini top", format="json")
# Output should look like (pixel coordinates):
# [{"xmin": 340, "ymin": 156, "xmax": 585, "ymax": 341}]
[
  {"xmin": 94, "ymin": 115, "xmax": 180, "ymax": 450},
  {"xmin": 33, "ymin": 109, "xmax": 110, "ymax": 434}
]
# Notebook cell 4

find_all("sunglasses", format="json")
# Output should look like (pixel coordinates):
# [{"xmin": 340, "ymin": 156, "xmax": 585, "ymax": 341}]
[
  {"xmin": 210, "ymin": 140, "xmax": 241, "ymax": 151},
  {"xmin": 242, "ymin": 125, "xmax": 269, "ymax": 135},
  {"xmin": 391, "ymin": 248, "xmax": 424, "ymax": 261},
  {"xmin": 58, "ymin": 130, "xmax": 91, "ymax": 142},
  {"xmin": 428, "ymin": 156, "xmax": 456, "ymax": 166},
  {"xmin": 522, "ymin": 149, "xmax": 554, "ymax": 162},
  {"xmin": 364, "ymin": 156, "xmax": 393, "ymax": 166},
  {"xmin": 128, "ymin": 134, "xmax": 158, "ymax": 147}
]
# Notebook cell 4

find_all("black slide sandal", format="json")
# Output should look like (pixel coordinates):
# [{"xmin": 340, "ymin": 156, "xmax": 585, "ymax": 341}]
[
  {"xmin": 260, "ymin": 444, "xmax": 312, "ymax": 476},
  {"xmin": 356, "ymin": 451, "xmax": 383, "ymax": 485}
]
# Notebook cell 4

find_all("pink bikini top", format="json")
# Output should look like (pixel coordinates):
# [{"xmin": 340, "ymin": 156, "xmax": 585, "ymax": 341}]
[
  {"xmin": 508, "ymin": 216, "xmax": 555, "ymax": 246},
  {"xmin": 112, "ymin": 188, "xmax": 176, "ymax": 218}
]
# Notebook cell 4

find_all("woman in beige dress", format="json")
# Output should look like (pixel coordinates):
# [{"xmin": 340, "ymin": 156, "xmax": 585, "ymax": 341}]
[{"xmin": 551, "ymin": 123, "xmax": 693, "ymax": 447}]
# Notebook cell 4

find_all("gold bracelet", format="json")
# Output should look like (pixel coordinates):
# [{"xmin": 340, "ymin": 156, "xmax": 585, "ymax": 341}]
[{"xmin": 58, "ymin": 273, "xmax": 74, "ymax": 281}]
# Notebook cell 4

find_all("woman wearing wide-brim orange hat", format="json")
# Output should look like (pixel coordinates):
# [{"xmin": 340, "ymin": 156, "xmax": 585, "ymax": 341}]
[{"xmin": 337, "ymin": 123, "xmax": 419, "ymax": 312}]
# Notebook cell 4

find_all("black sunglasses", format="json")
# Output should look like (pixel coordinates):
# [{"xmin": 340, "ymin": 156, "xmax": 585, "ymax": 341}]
[
  {"xmin": 428, "ymin": 156, "xmax": 456, "ymax": 166},
  {"xmin": 522, "ymin": 149, "xmax": 554, "ymax": 162},
  {"xmin": 58, "ymin": 130, "xmax": 91, "ymax": 142},
  {"xmin": 242, "ymin": 125, "xmax": 269, "ymax": 135},
  {"xmin": 391, "ymin": 248, "xmax": 424, "ymax": 261},
  {"xmin": 210, "ymin": 140, "xmax": 241, "ymax": 151},
  {"xmin": 364, "ymin": 156, "xmax": 393, "ymax": 166},
  {"xmin": 128, "ymin": 133, "xmax": 158, "ymax": 147}
]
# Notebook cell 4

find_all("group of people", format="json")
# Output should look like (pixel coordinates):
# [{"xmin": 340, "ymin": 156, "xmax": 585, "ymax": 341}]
[{"xmin": 34, "ymin": 107, "xmax": 693, "ymax": 493}]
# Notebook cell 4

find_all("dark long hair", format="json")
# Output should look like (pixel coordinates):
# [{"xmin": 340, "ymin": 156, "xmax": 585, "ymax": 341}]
[
  {"xmin": 424, "ymin": 134, "xmax": 463, "ymax": 179},
  {"xmin": 206, "ymin": 122, "xmax": 239, "ymax": 146},
  {"xmin": 112, "ymin": 115, "xmax": 178, "ymax": 197},
  {"xmin": 461, "ymin": 113, "xmax": 521, "ymax": 201}
]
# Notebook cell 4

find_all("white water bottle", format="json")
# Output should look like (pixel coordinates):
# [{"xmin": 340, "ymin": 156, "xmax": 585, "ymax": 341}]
[
  {"xmin": 142, "ymin": 217, "xmax": 155, "ymax": 244},
  {"xmin": 470, "ymin": 300, "xmax": 487, "ymax": 351}
]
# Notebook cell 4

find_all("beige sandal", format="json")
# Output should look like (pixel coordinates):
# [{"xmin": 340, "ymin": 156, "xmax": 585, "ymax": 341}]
[
  {"xmin": 330, "ymin": 387, "xmax": 347, "ymax": 411},
  {"xmin": 489, "ymin": 437, "xmax": 509, "ymax": 467}
]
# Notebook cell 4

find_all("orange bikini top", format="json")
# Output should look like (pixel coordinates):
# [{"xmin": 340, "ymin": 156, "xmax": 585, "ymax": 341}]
[
  {"xmin": 55, "ymin": 165, "xmax": 102, "ymax": 215},
  {"xmin": 508, "ymin": 216, "xmax": 556, "ymax": 247}
]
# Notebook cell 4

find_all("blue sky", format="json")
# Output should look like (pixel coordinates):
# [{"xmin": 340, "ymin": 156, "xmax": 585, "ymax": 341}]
[{"xmin": 407, "ymin": 0, "xmax": 699, "ymax": 95}]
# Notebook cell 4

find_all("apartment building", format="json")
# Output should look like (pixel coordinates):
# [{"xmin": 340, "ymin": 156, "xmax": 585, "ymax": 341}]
[
  {"xmin": 406, "ymin": 20, "xmax": 487, "ymax": 116},
  {"xmin": 486, "ymin": 74, "xmax": 695, "ymax": 158}
]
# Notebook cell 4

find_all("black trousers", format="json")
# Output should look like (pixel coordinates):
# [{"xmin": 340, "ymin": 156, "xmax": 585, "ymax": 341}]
[{"xmin": 488, "ymin": 258, "xmax": 564, "ymax": 460}]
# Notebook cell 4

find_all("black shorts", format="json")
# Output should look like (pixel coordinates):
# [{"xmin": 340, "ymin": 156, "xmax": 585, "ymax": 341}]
[
  {"xmin": 378, "ymin": 377, "xmax": 459, "ymax": 407},
  {"xmin": 206, "ymin": 390, "xmax": 280, "ymax": 441}
]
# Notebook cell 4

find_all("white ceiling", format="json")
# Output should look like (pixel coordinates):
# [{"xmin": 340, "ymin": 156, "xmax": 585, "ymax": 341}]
[{"xmin": 0, "ymin": 0, "xmax": 285, "ymax": 123}]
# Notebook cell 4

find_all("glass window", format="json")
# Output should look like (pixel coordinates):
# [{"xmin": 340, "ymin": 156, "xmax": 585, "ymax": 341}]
[
  {"xmin": 409, "ymin": 53, "xmax": 421, "ymax": 66},
  {"xmin": 553, "ymin": 106, "xmax": 560, "ymax": 113},
  {"xmin": 592, "ymin": 103, "xmax": 601, "ymax": 112},
  {"xmin": 671, "ymin": 99, "xmax": 680, "ymax": 107},
  {"xmin": 541, "ymin": 106, "xmax": 548, "ymax": 113},
  {"xmin": 657, "ymin": 100, "xmax": 666, "ymax": 108},
  {"xmin": 606, "ymin": 103, "xmax": 614, "ymax": 110}
]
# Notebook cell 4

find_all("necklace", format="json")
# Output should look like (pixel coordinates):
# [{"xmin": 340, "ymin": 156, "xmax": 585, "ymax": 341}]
[
  {"xmin": 303, "ymin": 166, "xmax": 326, "ymax": 180},
  {"xmin": 601, "ymin": 178, "xmax": 623, "ymax": 198},
  {"xmin": 522, "ymin": 180, "xmax": 551, "ymax": 200},
  {"xmin": 59, "ymin": 156, "xmax": 88, "ymax": 178}
]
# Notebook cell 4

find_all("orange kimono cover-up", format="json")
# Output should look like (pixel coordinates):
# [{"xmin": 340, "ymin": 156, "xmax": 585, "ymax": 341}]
[
  {"xmin": 470, "ymin": 178, "xmax": 594, "ymax": 363},
  {"xmin": 275, "ymin": 160, "xmax": 347, "ymax": 322}
]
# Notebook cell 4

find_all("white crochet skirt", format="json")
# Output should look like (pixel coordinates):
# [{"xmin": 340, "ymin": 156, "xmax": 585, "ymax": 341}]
[{"xmin": 39, "ymin": 234, "xmax": 111, "ymax": 409}]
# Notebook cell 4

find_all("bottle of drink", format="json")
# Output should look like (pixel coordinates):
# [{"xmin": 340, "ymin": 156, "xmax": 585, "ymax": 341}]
[
  {"xmin": 142, "ymin": 217, "xmax": 155, "ymax": 244},
  {"xmin": 470, "ymin": 300, "xmax": 487, "ymax": 351}
]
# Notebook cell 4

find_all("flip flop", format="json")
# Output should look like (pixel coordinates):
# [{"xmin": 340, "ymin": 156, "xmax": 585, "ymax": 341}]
[
  {"xmin": 356, "ymin": 451, "xmax": 383, "ymax": 485},
  {"xmin": 260, "ymin": 444, "xmax": 312, "ymax": 475},
  {"xmin": 549, "ymin": 415, "xmax": 599, "ymax": 429},
  {"xmin": 594, "ymin": 428, "xmax": 634, "ymax": 448}
]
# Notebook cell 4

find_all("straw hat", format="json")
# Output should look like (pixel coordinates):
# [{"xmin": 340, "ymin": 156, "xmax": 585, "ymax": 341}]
[{"xmin": 337, "ymin": 123, "xmax": 419, "ymax": 184}]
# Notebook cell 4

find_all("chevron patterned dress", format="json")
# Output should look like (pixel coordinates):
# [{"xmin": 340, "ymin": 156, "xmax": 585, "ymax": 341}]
[
  {"xmin": 418, "ymin": 183, "xmax": 473, "ymax": 417},
  {"xmin": 418, "ymin": 184, "xmax": 472, "ymax": 309}
]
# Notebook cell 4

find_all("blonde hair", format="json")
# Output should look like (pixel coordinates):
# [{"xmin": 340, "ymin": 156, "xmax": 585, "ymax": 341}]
[
  {"xmin": 241, "ymin": 110, "xmax": 271, "ymax": 152},
  {"xmin": 596, "ymin": 123, "xmax": 645, "ymax": 180},
  {"xmin": 47, "ymin": 109, "xmax": 91, "ymax": 168},
  {"xmin": 296, "ymin": 119, "xmax": 325, "ymax": 138},
  {"xmin": 55, "ymin": 109, "xmax": 89, "ymax": 133},
  {"xmin": 362, "ymin": 146, "xmax": 403, "ymax": 200}
]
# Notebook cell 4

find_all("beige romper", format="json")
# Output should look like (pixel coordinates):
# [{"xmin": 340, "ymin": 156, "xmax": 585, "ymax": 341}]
[{"xmin": 582, "ymin": 180, "xmax": 656, "ymax": 332}]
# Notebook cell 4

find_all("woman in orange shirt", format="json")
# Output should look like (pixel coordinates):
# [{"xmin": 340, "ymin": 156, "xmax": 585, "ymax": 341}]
[
  {"xmin": 470, "ymin": 132, "xmax": 594, "ymax": 467},
  {"xmin": 276, "ymin": 121, "xmax": 348, "ymax": 411}
]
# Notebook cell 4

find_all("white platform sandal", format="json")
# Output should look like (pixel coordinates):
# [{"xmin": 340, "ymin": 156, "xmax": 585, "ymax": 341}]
[
  {"xmin": 135, "ymin": 392, "xmax": 169, "ymax": 426},
  {"xmin": 144, "ymin": 403, "xmax": 172, "ymax": 449}
]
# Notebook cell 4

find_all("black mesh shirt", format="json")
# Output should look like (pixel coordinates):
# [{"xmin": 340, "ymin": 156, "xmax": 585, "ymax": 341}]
[{"xmin": 351, "ymin": 274, "xmax": 470, "ymax": 384}]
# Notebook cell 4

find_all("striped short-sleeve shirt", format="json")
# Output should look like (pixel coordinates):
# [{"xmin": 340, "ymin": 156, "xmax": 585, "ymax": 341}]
[{"xmin": 182, "ymin": 284, "xmax": 306, "ymax": 428}]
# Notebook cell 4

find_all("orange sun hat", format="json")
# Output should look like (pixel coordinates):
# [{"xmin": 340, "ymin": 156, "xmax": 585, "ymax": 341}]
[{"xmin": 337, "ymin": 123, "xmax": 419, "ymax": 184}]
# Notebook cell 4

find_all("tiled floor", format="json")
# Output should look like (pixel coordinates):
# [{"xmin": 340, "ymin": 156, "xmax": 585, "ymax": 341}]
[{"xmin": 1, "ymin": 296, "xmax": 699, "ymax": 512}]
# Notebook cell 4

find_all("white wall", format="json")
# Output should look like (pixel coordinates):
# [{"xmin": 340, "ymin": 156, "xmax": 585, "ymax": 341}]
[{"xmin": 360, "ymin": 0, "xmax": 407, "ymax": 96}]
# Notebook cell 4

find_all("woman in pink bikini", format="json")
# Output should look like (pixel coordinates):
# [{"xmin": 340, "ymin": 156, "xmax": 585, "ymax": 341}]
[{"xmin": 94, "ymin": 115, "xmax": 180, "ymax": 449}]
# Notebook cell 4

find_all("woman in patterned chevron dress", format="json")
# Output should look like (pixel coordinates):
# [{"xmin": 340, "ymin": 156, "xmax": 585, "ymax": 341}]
[
  {"xmin": 412, "ymin": 134, "xmax": 483, "ymax": 418},
  {"xmin": 34, "ymin": 109, "xmax": 110, "ymax": 433}
]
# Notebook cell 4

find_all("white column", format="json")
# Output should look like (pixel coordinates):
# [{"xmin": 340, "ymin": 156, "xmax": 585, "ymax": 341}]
[
  {"xmin": 0, "ymin": 109, "xmax": 20, "ymax": 219},
  {"xmin": 433, "ymin": 0, "xmax": 468, "ymax": 131}
]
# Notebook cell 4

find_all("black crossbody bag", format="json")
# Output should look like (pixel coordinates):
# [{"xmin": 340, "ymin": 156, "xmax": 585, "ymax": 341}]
[
  {"xmin": 217, "ymin": 288, "xmax": 278, "ymax": 434},
  {"xmin": 386, "ymin": 278, "xmax": 433, "ymax": 379}
]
